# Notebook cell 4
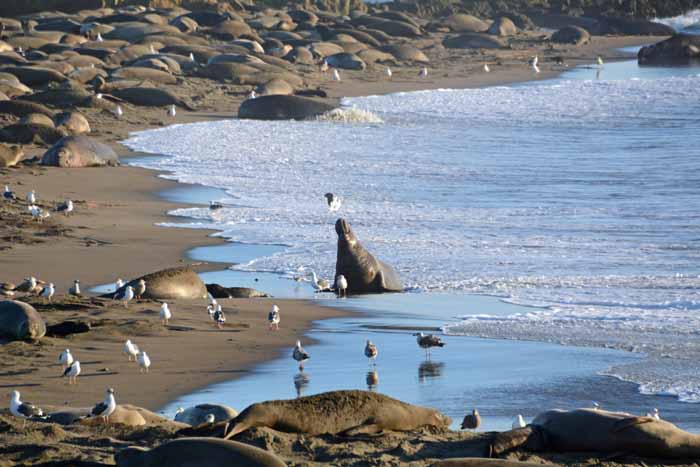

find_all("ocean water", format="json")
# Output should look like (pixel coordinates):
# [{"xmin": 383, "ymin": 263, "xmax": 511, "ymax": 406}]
[
  {"xmin": 124, "ymin": 53, "xmax": 700, "ymax": 420},
  {"xmin": 654, "ymin": 9, "xmax": 700, "ymax": 33}
]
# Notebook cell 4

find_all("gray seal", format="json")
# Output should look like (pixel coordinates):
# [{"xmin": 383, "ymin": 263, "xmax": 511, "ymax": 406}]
[
  {"xmin": 41, "ymin": 136, "xmax": 119, "ymax": 168},
  {"xmin": 334, "ymin": 218, "xmax": 402, "ymax": 294},
  {"xmin": 0, "ymin": 300, "xmax": 46, "ymax": 341}
]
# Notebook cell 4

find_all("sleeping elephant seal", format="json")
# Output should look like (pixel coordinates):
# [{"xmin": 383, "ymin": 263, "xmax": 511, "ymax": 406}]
[
  {"xmin": 225, "ymin": 389, "xmax": 450, "ymax": 438},
  {"xmin": 433, "ymin": 460, "xmax": 547, "ymax": 467},
  {"xmin": 111, "ymin": 87, "xmax": 195, "ymax": 110},
  {"xmin": 238, "ymin": 95, "xmax": 337, "ymax": 120},
  {"xmin": 41, "ymin": 136, "xmax": 119, "ymax": 167},
  {"xmin": 531, "ymin": 408, "xmax": 700, "ymax": 459},
  {"xmin": 0, "ymin": 300, "xmax": 46, "ymax": 341},
  {"xmin": 334, "ymin": 218, "xmax": 402, "ymax": 294},
  {"xmin": 0, "ymin": 143, "xmax": 24, "ymax": 167},
  {"xmin": 119, "ymin": 266, "xmax": 208, "ymax": 300},
  {"xmin": 175, "ymin": 403, "xmax": 238, "ymax": 425},
  {"xmin": 116, "ymin": 438, "xmax": 286, "ymax": 467}
]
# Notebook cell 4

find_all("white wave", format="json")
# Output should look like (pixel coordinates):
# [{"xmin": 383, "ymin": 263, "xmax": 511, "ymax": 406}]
[
  {"xmin": 315, "ymin": 107, "xmax": 383, "ymax": 123},
  {"xmin": 653, "ymin": 9, "xmax": 700, "ymax": 32}
]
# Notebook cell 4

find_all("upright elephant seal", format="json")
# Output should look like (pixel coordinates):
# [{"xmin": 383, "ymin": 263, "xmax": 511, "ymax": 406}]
[
  {"xmin": 224, "ymin": 390, "xmax": 450, "ymax": 438},
  {"xmin": 112, "ymin": 266, "xmax": 208, "ymax": 300},
  {"xmin": 0, "ymin": 300, "xmax": 46, "ymax": 341},
  {"xmin": 41, "ymin": 136, "xmax": 119, "ymax": 168},
  {"xmin": 531, "ymin": 408, "xmax": 700, "ymax": 459},
  {"xmin": 334, "ymin": 218, "xmax": 402, "ymax": 294},
  {"xmin": 116, "ymin": 437, "xmax": 286, "ymax": 467}
]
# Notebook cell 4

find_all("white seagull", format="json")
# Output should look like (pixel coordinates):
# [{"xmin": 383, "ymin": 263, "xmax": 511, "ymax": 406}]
[
  {"xmin": 3, "ymin": 185, "xmax": 16, "ymax": 200},
  {"xmin": 135, "ymin": 279, "xmax": 146, "ymax": 299},
  {"xmin": 364, "ymin": 340, "xmax": 378, "ymax": 365},
  {"xmin": 332, "ymin": 68, "xmax": 340, "ymax": 82},
  {"xmin": 115, "ymin": 105, "xmax": 123, "ymax": 118},
  {"xmin": 247, "ymin": 90, "xmax": 256, "ymax": 100},
  {"xmin": 118, "ymin": 285, "xmax": 134, "ymax": 308},
  {"xmin": 137, "ymin": 351, "xmax": 151, "ymax": 373},
  {"xmin": 63, "ymin": 361, "xmax": 81, "ymax": 384},
  {"xmin": 419, "ymin": 67, "xmax": 428, "ymax": 78},
  {"xmin": 650, "ymin": 408, "xmax": 661, "ymax": 420},
  {"xmin": 386, "ymin": 66, "xmax": 392, "ymax": 79},
  {"xmin": 89, "ymin": 388, "xmax": 116, "ymax": 424},
  {"xmin": 159, "ymin": 302, "xmax": 172, "ymax": 325},
  {"xmin": 10, "ymin": 391, "xmax": 45, "ymax": 427},
  {"xmin": 124, "ymin": 339, "xmax": 139, "ymax": 361},
  {"xmin": 41, "ymin": 283, "xmax": 55, "ymax": 303},
  {"xmin": 214, "ymin": 305, "xmax": 226, "ymax": 329},
  {"xmin": 310, "ymin": 271, "xmax": 330, "ymax": 292},
  {"xmin": 112, "ymin": 278, "xmax": 124, "ymax": 300},
  {"xmin": 320, "ymin": 60, "xmax": 329, "ymax": 72},
  {"xmin": 597, "ymin": 56, "xmax": 604, "ymax": 67},
  {"xmin": 26, "ymin": 190, "xmax": 36, "ymax": 204},
  {"xmin": 168, "ymin": 105, "xmax": 176, "ymax": 117},
  {"xmin": 513, "ymin": 414, "xmax": 526, "ymax": 429},
  {"xmin": 68, "ymin": 279, "xmax": 81, "ymax": 296},
  {"xmin": 207, "ymin": 303, "xmax": 216, "ymax": 320},
  {"xmin": 96, "ymin": 32, "xmax": 103, "ymax": 42},
  {"xmin": 484, "ymin": 63, "xmax": 490, "ymax": 72},
  {"xmin": 268, "ymin": 304, "xmax": 280, "ymax": 330},
  {"xmin": 293, "ymin": 340, "xmax": 310, "ymax": 370},
  {"xmin": 335, "ymin": 274, "xmax": 348, "ymax": 298},
  {"xmin": 58, "ymin": 349, "xmax": 74, "ymax": 371},
  {"xmin": 56, "ymin": 199, "xmax": 73, "ymax": 216},
  {"xmin": 189, "ymin": 52, "xmax": 195, "ymax": 62},
  {"xmin": 205, "ymin": 413, "xmax": 216, "ymax": 424},
  {"xmin": 324, "ymin": 192, "xmax": 341, "ymax": 212},
  {"xmin": 529, "ymin": 56, "xmax": 540, "ymax": 73}
]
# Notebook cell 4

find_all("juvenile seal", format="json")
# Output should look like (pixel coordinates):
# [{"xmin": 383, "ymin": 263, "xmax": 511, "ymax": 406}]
[
  {"xmin": 0, "ymin": 300, "xmax": 46, "ymax": 341},
  {"xmin": 224, "ymin": 390, "xmax": 450, "ymax": 438},
  {"xmin": 334, "ymin": 218, "xmax": 402, "ymax": 294},
  {"xmin": 116, "ymin": 437, "xmax": 286, "ymax": 467}
]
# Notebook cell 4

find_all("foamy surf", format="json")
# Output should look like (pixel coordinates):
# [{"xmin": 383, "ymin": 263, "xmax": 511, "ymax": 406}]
[
  {"xmin": 314, "ymin": 107, "xmax": 383, "ymax": 123},
  {"xmin": 653, "ymin": 9, "xmax": 700, "ymax": 32}
]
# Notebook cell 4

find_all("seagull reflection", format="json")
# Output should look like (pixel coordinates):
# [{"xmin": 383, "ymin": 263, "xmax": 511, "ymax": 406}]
[
  {"xmin": 596, "ymin": 69, "xmax": 602, "ymax": 80},
  {"xmin": 366, "ymin": 370, "xmax": 379, "ymax": 391},
  {"xmin": 294, "ymin": 371, "xmax": 310, "ymax": 398},
  {"xmin": 418, "ymin": 360, "xmax": 444, "ymax": 382}
]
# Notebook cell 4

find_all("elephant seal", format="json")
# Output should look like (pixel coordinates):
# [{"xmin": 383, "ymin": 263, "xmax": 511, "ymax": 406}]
[
  {"xmin": 551, "ymin": 26, "xmax": 591, "ymax": 46},
  {"xmin": 256, "ymin": 78, "xmax": 294, "ymax": 96},
  {"xmin": 380, "ymin": 44, "xmax": 429, "ymax": 63},
  {"xmin": 206, "ymin": 283, "xmax": 270, "ymax": 299},
  {"xmin": 54, "ymin": 112, "xmax": 91, "ymax": 135},
  {"xmin": 80, "ymin": 405, "xmax": 146, "ymax": 427},
  {"xmin": 238, "ymin": 95, "xmax": 337, "ymax": 120},
  {"xmin": 0, "ymin": 122, "xmax": 68, "ymax": 145},
  {"xmin": 0, "ymin": 143, "xmax": 24, "ymax": 167},
  {"xmin": 325, "ymin": 52, "xmax": 366, "ymax": 70},
  {"xmin": 224, "ymin": 390, "xmax": 450, "ymax": 438},
  {"xmin": 0, "ymin": 66, "xmax": 67, "ymax": 86},
  {"xmin": 432, "ymin": 460, "xmax": 545, "ymax": 467},
  {"xmin": 334, "ymin": 218, "xmax": 402, "ymax": 294},
  {"xmin": 0, "ymin": 300, "xmax": 46, "ymax": 341},
  {"xmin": 0, "ymin": 99, "xmax": 54, "ymax": 118},
  {"xmin": 442, "ymin": 34, "xmax": 506, "ymax": 50},
  {"xmin": 175, "ymin": 404, "xmax": 238, "ymax": 426},
  {"xmin": 42, "ymin": 136, "xmax": 119, "ymax": 168},
  {"xmin": 111, "ymin": 87, "xmax": 194, "ymax": 110},
  {"xmin": 531, "ymin": 408, "xmax": 700, "ymax": 459},
  {"xmin": 112, "ymin": 266, "xmax": 208, "ymax": 300},
  {"xmin": 639, "ymin": 33, "xmax": 700, "ymax": 65},
  {"xmin": 116, "ymin": 438, "xmax": 286, "ymax": 467}
]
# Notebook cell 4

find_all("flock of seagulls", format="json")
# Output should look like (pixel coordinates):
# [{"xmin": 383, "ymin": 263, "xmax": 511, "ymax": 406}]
[{"xmin": 4, "ymin": 186, "xmax": 76, "ymax": 222}]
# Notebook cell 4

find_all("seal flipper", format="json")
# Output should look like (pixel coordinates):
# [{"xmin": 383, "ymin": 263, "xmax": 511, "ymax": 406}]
[
  {"xmin": 340, "ymin": 423, "xmax": 384, "ymax": 437},
  {"xmin": 612, "ymin": 416, "xmax": 655, "ymax": 433}
]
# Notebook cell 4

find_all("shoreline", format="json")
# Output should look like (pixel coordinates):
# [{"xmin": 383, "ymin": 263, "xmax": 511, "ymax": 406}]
[{"xmin": 0, "ymin": 35, "xmax": 661, "ymax": 413}]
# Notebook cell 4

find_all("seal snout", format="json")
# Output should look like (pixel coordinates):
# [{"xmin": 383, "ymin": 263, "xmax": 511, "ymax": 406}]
[{"xmin": 335, "ymin": 218, "xmax": 351, "ymax": 238}]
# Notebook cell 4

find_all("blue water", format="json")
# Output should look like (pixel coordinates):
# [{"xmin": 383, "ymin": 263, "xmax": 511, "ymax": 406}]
[{"xmin": 123, "ymin": 53, "xmax": 700, "ymax": 428}]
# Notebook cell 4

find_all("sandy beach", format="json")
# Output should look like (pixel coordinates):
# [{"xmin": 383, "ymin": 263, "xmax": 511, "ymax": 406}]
[{"xmin": 1, "ymin": 1, "xmax": 696, "ymax": 464}]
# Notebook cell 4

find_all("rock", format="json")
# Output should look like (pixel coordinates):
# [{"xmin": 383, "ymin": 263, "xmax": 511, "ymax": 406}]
[
  {"xmin": 325, "ymin": 52, "xmax": 366, "ymax": 70},
  {"xmin": 41, "ymin": 135, "xmax": 119, "ymax": 168},
  {"xmin": 0, "ymin": 143, "xmax": 23, "ymax": 167},
  {"xmin": 46, "ymin": 320, "xmax": 91, "ymax": 337},
  {"xmin": 443, "ymin": 34, "xmax": 506, "ymax": 50},
  {"xmin": 638, "ymin": 33, "xmax": 700, "ymax": 65},
  {"xmin": 238, "ymin": 95, "xmax": 337, "ymax": 120},
  {"xmin": 0, "ymin": 300, "xmax": 46, "ymax": 341},
  {"xmin": 445, "ymin": 14, "xmax": 489, "ymax": 33},
  {"xmin": 206, "ymin": 283, "xmax": 270, "ymax": 299},
  {"xmin": 551, "ymin": 26, "xmax": 591, "ymax": 46},
  {"xmin": 487, "ymin": 17, "xmax": 518, "ymax": 36}
]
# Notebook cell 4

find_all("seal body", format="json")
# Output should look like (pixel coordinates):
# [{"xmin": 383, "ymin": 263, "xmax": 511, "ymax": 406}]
[
  {"xmin": 0, "ymin": 300, "xmax": 46, "ymax": 340},
  {"xmin": 334, "ymin": 218, "xmax": 402, "ymax": 294},
  {"xmin": 238, "ymin": 95, "xmax": 336, "ymax": 120},
  {"xmin": 226, "ymin": 390, "xmax": 450, "ymax": 437},
  {"xmin": 175, "ymin": 404, "xmax": 238, "ymax": 426},
  {"xmin": 116, "ymin": 437, "xmax": 286, "ymax": 467},
  {"xmin": 112, "ymin": 267, "xmax": 208, "ymax": 300},
  {"xmin": 41, "ymin": 135, "xmax": 119, "ymax": 167}
]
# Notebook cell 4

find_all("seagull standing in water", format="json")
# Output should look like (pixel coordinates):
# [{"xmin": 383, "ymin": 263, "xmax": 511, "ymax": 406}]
[
  {"xmin": 58, "ymin": 349, "xmax": 74, "ymax": 371},
  {"xmin": 293, "ymin": 340, "xmax": 310, "ymax": 370},
  {"xmin": 4, "ymin": 185, "xmax": 16, "ymax": 200},
  {"xmin": 10, "ymin": 391, "xmax": 45, "ymax": 427},
  {"xmin": 310, "ymin": 271, "xmax": 330, "ymax": 292},
  {"xmin": 89, "ymin": 388, "xmax": 116, "ymax": 424},
  {"xmin": 336, "ymin": 274, "xmax": 348, "ymax": 298},
  {"xmin": 63, "ymin": 360, "xmax": 81, "ymax": 384},
  {"xmin": 364, "ymin": 340, "xmax": 378, "ymax": 365},
  {"xmin": 513, "ymin": 414, "xmax": 526, "ymax": 429},
  {"xmin": 138, "ymin": 351, "xmax": 151, "ymax": 373},
  {"xmin": 268, "ymin": 304, "xmax": 280, "ymax": 331},
  {"xmin": 324, "ymin": 192, "xmax": 341, "ymax": 211},
  {"xmin": 123, "ymin": 339, "xmax": 139, "ymax": 361},
  {"xmin": 461, "ymin": 409, "xmax": 481, "ymax": 430},
  {"xmin": 159, "ymin": 302, "xmax": 172, "ymax": 325},
  {"xmin": 332, "ymin": 68, "xmax": 341, "ymax": 82},
  {"xmin": 413, "ymin": 332, "xmax": 445, "ymax": 358}
]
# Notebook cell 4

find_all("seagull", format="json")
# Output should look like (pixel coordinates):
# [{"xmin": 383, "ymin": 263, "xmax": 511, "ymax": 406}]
[
  {"xmin": 112, "ymin": 278, "xmax": 124, "ymax": 300},
  {"xmin": 332, "ymin": 68, "xmax": 340, "ymax": 81},
  {"xmin": 419, "ymin": 67, "xmax": 428, "ymax": 78},
  {"xmin": 68, "ymin": 279, "xmax": 81, "ymax": 296},
  {"xmin": 135, "ymin": 279, "xmax": 146, "ymax": 299},
  {"xmin": 413, "ymin": 332, "xmax": 445, "ymax": 358},
  {"xmin": 26, "ymin": 190, "xmax": 36, "ymax": 204},
  {"xmin": 96, "ymin": 32, "xmax": 103, "ymax": 42},
  {"xmin": 596, "ymin": 56, "xmax": 604, "ymax": 67},
  {"xmin": 214, "ymin": 305, "xmax": 226, "ymax": 329},
  {"xmin": 56, "ymin": 199, "xmax": 73, "ymax": 216},
  {"xmin": 205, "ymin": 413, "xmax": 215, "ymax": 424},
  {"xmin": 3, "ymin": 185, "xmax": 16, "ymax": 200},
  {"xmin": 149, "ymin": 44, "xmax": 156, "ymax": 54},
  {"xmin": 207, "ymin": 303, "xmax": 216, "ymax": 320},
  {"xmin": 15, "ymin": 277, "xmax": 37, "ymax": 293},
  {"xmin": 137, "ymin": 351, "xmax": 151, "ymax": 373},
  {"xmin": 293, "ymin": 340, "xmax": 310, "ymax": 370},
  {"xmin": 123, "ymin": 339, "xmax": 139, "ymax": 361},
  {"xmin": 115, "ymin": 105, "xmax": 123, "ymax": 118},
  {"xmin": 247, "ymin": 90, "xmax": 256, "ymax": 100},
  {"xmin": 461, "ymin": 409, "xmax": 481, "ymax": 430},
  {"xmin": 512, "ymin": 414, "xmax": 526, "ymax": 429},
  {"xmin": 58, "ymin": 349, "xmax": 74, "ymax": 371},
  {"xmin": 324, "ymin": 192, "xmax": 341, "ymax": 212},
  {"xmin": 189, "ymin": 52, "xmax": 195, "ymax": 62},
  {"xmin": 118, "ymin": 285, "xmax": 134, "ymax": 308},
  {"xmin": 364, "ymin": 340, "xmax": 378, "ymax": 365},
  {"xmin": 651, "ymin": 408, "xmax": 661, "ymax": 420},
  {"xmin": 209, "ymin": 200, "xmax": 224, "ymax": 210},
  {"xmin": 159, "ymin": 302, "xmax": 172, "ymax": 325},
  {"xmin": 386, "ymin": 66, "xmax": 392, "ymax": 79},
  {"xmin": 10, "ymin": 391, "xmax": 45, "ymax": 427},
  {"xmin": 484, "ymin": 63, "xmax": 490, "ymax": 72},
  {"xmin": 89, "ymin": 388, "xmax": 116, "ymax": 424},
  {"xmin": 592, "ymin": 401, "xmax": 600, "ymax": 410},
  {"xmin": 336, "ymin": 274, "xmax": 348, "ymax": 298},
  {"xmin": 174, "ymin": 407, "xmax": 184, "ymax": 419},
  {"xmin": 168, "ymin": 105, "xmax": 176, "ymax": 117},
  {"xmin": 268, "ymin": 305, "xmax": 280, "ymax": 331},
  {"xmin": 310, "ymin": 271, "xmax": 330, "ymax": 292},
  {"xmin": 41, "ymin": 283, "xmax": 55, "ymax": 303},
  {"xmin": 63, "ymin": 360, "xmax": 81, "ymax": 384},
  {"xmin": 96, "ymin": 92, "xmax": 103, "ymax": 100},
  {"xmin": 529, "ymin": 56, "xmax": 540, "ymax": 73}
]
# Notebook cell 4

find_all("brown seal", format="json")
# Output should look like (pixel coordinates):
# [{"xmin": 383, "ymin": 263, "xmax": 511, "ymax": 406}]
[
  {"xmin": 224, "ymin": 390, "xmax": 450, "ymax": 438},
  {"xmin": 0, "ymin": 300, "xmax": 46, "ymax": 341}
]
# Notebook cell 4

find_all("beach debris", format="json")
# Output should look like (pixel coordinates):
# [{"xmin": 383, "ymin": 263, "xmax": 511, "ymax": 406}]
[
  {"xmin": 364, "ymin": 339, "xmax": 378, "ymax": 365},
  {"xmin": 89, "ymin": 388, "xmax": 116, "ymax": 424},
  {"xmin": 58, "ymin": 349, "xmax": 74, "ymax": 371},
  {"xmin": 63, "ymin": 360, "xmax": 81, "ymax": 384},
  {"xmin": 268, "ymin": 304, "xmax": 280, "ymax": 330},
  {"xmin": 293, "ymin": 339, "xmax": 310, "ymax": 370},
  {"xmin": 335, "ymin": 274, "xmax": 348, "ymax": 298},
  {"xmin": 461, "ymin": 409, "xmax": 481, "ymax": 430},
  {"xmin": 10, "ymin": 390, "xmax": 46, "ymax": 427}
]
